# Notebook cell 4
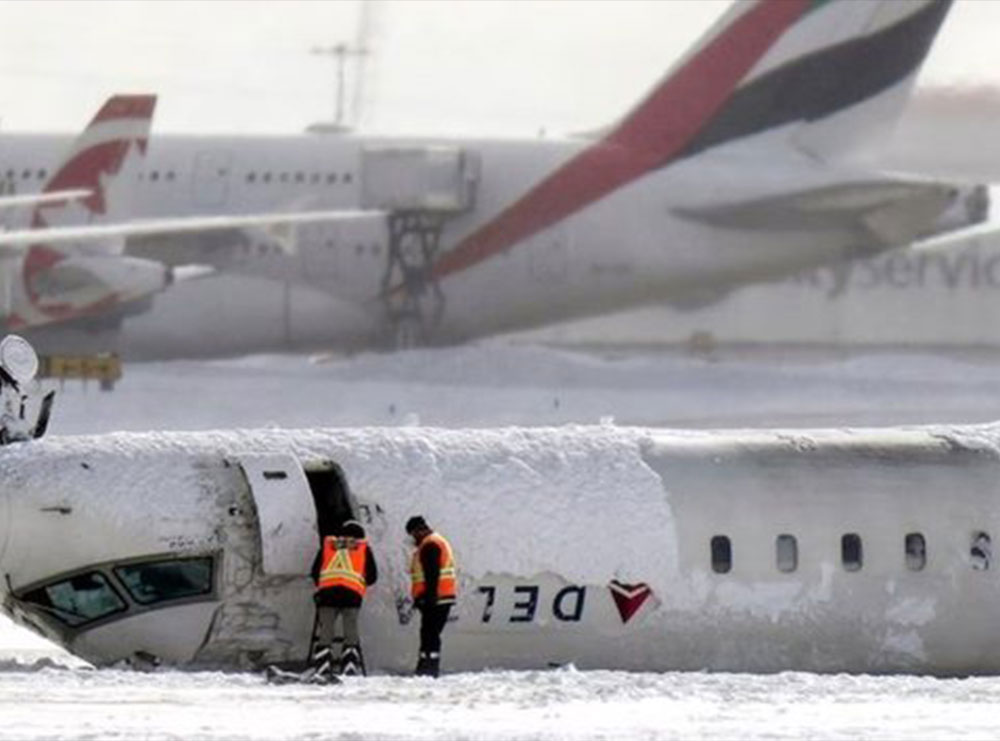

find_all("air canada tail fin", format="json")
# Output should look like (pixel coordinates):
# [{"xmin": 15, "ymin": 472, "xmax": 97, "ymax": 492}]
[
  {"xmin": 32, "ymin": 94, "xmax": 156, "ymax": 228},
  {"xmin": 17, "ymin": 95, "xmax": 156, "ymax": 328},
  {"xmin": 433, "ymin": 1, "xmax": 954, "ymax": 282},
  {"xmin": 611, "ymin": 0, "xmax": 952, "ymax": 164}
]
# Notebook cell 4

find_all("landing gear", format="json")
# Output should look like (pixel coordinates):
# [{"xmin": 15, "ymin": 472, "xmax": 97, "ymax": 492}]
[{"xmin": 379, "ymin": 211, "xmax": 447, "ymax": 349}]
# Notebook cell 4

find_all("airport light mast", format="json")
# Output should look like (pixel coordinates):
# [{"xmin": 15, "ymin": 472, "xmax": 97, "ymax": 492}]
[{"xmin": 309, "ymin": 42, "xmax": 368, "ymax": 130}]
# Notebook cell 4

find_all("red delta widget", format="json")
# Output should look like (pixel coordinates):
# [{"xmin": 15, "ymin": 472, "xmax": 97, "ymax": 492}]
[{"xmin": 470, "ymin": 574, "xmax": 656, "ymax": 628}]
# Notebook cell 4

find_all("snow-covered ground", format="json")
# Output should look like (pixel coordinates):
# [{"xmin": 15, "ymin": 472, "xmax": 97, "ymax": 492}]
[
  {"xmin": 43, "ymin": 342, "xmax": 1000, "ymax": 434},
  {"xmin": 2, "ymin": 661, "xmax": 1000, "ymax": 740},
  {"xmin": 6, "ymin": 342, "xmax": 1000, "ymax": 739}
]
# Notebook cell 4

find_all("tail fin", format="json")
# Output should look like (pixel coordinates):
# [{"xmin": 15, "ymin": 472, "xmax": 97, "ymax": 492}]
[
  {"xmin": 32, "ymin": 94, "xmax": 156, "ymax": 228},
  {"xmin": 609, "ymin": 0, "xmax": 954, "ymax": 166},
  {"xmin": 432, "ymin": 0, "xmax": 954, "ymax": 281},
  {"xmin": 18, "ymin": 95, "xmax": 155, "ymax": 327}
]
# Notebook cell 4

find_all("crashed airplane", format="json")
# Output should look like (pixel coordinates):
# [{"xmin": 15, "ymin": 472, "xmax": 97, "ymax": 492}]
[{"xmin": 1, "ymin": 414, "xmax": 999, "ymax": 676}]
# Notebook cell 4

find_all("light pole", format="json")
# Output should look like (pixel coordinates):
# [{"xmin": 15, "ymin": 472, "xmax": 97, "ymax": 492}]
[{"xmin": 310, "ymin": 42, "xmax": 368, "ymax": 128}]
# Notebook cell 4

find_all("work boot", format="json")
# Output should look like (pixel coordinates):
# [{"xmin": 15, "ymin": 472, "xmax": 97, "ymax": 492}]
[
  {"xmin": 341, "ymin": 645, "xmax": 365, "ymax": 677},
  {"xmin": 310, "ymin": 645, "xmax": 337, "ymax": 683},
  {"xmin": 415, "ymin": 651, "xmax": 440, "ymax": 678}
]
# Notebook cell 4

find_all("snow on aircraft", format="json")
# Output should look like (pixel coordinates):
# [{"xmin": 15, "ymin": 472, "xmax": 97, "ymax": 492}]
[
  {"xmin": 0, "ymin": 0, "xmax": 988, "ymax": 349},
  {"xmin": 0, "ymin": 363, "xmax": 998, "ymax": 675},
  {"xmin": 0, "ymin": 95, "xmax": 381, "ymax": 332}
]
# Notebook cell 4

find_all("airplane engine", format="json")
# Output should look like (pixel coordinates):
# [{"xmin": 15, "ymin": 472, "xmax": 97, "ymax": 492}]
[{"xmin": 43, "ymin": 254, "xmax": 170, "ymax": 307}]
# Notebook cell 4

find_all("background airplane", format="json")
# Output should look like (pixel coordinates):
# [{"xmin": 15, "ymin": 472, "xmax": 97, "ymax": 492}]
[
  {"xmin": 1, "ymin": 0, "xmax": 989, "ymax": 355},
  {"xmin": 0, "ymin": 94, "xmax": 383, "ymax": 333}
]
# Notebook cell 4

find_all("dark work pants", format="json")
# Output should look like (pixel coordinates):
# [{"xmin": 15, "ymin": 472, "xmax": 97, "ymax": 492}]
[{"xmin": 419, "ymin": 603, "xmax": 452, "ymax": 655}]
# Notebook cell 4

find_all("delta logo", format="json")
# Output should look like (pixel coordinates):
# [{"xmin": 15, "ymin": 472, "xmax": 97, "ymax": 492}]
[{"xmin": 608, "ymin": 580, "xmax": 654, "ymax": 624}]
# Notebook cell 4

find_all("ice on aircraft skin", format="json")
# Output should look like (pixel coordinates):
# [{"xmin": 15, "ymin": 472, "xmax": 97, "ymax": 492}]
[{"xmin": 3, "ymin": 420, "xmax": 1000, "ymax": 676}]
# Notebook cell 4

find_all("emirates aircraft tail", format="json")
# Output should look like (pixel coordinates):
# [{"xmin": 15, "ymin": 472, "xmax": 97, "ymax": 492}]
[
  {"xmin": 632, "ymin": 0, "xmax": 953, "ymax": 163},
  {"xmin": 434, "ymin": 0, "xmax": 955, "ymax": 281}
]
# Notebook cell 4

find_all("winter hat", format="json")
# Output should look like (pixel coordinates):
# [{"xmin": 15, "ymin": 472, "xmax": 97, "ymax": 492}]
[{"xmin": 405, "ymin": 515, "xmax": 428, "ymax": 534}]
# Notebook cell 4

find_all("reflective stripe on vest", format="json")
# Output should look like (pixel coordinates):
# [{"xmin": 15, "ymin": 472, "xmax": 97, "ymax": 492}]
[
  {"xmin": 318, "ymin": 536, "xmax": 368, "ymax": 597},
  {"xmin": 410, "ymin": 532, "xmax": 457, "ymax": 603}
]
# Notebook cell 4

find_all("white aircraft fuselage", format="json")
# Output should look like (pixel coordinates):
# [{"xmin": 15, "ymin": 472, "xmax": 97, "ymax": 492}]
[
  {"xmin": 1, "ymin": 424, "xmax": 998, "ymax": 675},
  {"xmin": 0, "ymin": 1, "xmax": 979, "ymax": 351},
  {"xmin": 1, "ymin": 130, "xmax": 977, "ymax": 348}
]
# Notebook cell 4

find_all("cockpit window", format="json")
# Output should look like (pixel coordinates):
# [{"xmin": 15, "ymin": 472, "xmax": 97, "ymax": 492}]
[
  {"xmin": 113, "ymin": 557, "xmax": 214, "ymax": 605},
  {"xmin": 21, "ymin": 572, "xmax": 126, "ymax": 627}
]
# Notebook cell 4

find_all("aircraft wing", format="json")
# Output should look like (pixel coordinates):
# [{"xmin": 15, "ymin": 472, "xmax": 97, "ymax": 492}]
[
  {"xmin": 0, "ymin": 209, "xmax": 387, "ymax": 253},
  {"xmin": 672, "ymin": 180, "xmax": 988, "ymax": 248},
  {"xmin": 908, "ymin": 218, "xmax": 1000, "ymax": 252},
  {"xmin": 0, "ymin": 189, "xmax": 92, "ymax": 210}
]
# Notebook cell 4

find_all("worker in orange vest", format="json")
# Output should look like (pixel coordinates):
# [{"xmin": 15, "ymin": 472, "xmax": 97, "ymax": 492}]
[
  {"xmin": 406, "ymin": 515, "xmax": 457, "ymax": 678},
  {"xmin": 310, "ymin": 519, "xmax": 378, "ymax": 678}
]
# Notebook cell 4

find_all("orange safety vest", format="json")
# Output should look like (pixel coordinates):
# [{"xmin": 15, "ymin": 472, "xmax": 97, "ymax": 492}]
[
  {"xmin": 410, "ymin": 532, "xmax": 457, "ymax": 603},
  {"xmin": 318, "ymin": 536, "xmax": 368, "ymax": 597}
]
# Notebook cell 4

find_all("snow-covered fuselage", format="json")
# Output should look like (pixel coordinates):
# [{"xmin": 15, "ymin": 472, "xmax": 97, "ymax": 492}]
[{"xmin": 1, "ymin": 424, "xmax": 999, "ymax": 675}]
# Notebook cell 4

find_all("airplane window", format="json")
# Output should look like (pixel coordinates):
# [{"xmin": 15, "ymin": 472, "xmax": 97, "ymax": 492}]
[
  {"xmin": 776, "ymin": 534, "xmax": 797, "ymax": 573},
  {"xmin": 326, "ymin": 173, "xmax": 336, "ymax": 184},
  {"xmin": 114, "ymin": 556, "xmax": 214, "ymax": 605},
  {"xmin": 150, "ymin": 171, "xmax": 160, "ymax": 182},
  {"xmin": 5, "ymin": 169, "xmax": 13, "ymax": 179},
  {"xmin": 841, "ymin": 533, "xmax": 863, "ymax": 572},
  {"xmin": 280, "ymin": 173, "xmax": 289, "ymax": 183},
  {"xmin": 263, "ymin": 173, "xmax": 272, "ymax": 183},
  {"xmin": 246, "ymin": 172, "xmax": 256, "ymax": 183},
  {"xmin": 36, "ymin": 169, "xmax": 45, "ymax": 180},
  {"xmin": 971, "ymin": 531, "xmax": 992, "ymax": 571},
  {"xmin": 355, "ymin": 244, "xmax": 364, "ymax": 256},
  {"xmin": 711, "ymin": 535, "xmax": 731, "ymax": 574},
  {"xmin": 20, "ymin": 571, "xmax": 126, "ymax": 627},
  {"xmin": 905, "ymin": 533, "xmax": 926, "ymax": 571},
  {"xmin": 295, "ymin": 172, "xmax": 304, "ymax": 183},
  {"xmin": 343, "ymin": 173, "xmax": 353, "ymax": 183},
  {"xmin": 166, "ymin": 171, "xmax": 176, "ymax": 181},
  {"xmin": 21, "ymin": 169, "xmax": 31, "ymax": 179},
  {"xmin": 311, "ymin": 173, "xmax": 320, "ymax": 184}
]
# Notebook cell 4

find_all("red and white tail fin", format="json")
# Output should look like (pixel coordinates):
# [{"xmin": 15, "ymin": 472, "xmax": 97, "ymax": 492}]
[
  {"xmin": 32, "ymin": 94, "xmax": 156, "ymax": 228},
  {"xmin": 433, "ymin": 0, "xmax": 953, "ymax": 282},
  {"xmin": 617, "ymin": 0, "xmax": 953, "ymax": 163},
  {"xmin": 16, "ymin": 95, "xmax": 156, "ymax": 329}
]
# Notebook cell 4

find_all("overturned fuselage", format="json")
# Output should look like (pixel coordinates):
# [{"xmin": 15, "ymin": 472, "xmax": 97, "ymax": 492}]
[{"xmin": 1, "ymin": 423, "xmax": 999, "ymax": 675}]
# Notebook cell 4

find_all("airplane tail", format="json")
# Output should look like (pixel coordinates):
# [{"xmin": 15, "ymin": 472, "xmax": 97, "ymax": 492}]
[
  {"xmin": 613, "ymin": 0, "xmax": 953, "ymax": 164},
  {"xmin": 433, "ymin": 0, "xmax": 954, "ymax": 281},
  {"xmin": 16, "ymin": 95, "xmax": 156, "ymax": 328},
  {"xmin": 32, "ymin": 94, "xmax": 156, "ymax": 230}
]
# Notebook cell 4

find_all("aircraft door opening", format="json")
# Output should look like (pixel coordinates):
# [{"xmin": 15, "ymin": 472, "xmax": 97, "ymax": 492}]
[
  {"xmin": 191, "ymin": 150, "xmax": 233, "ymax": 208},
  {"xmin": 303, "ymin": 462, "xmax": 357, "ymax": 538}
]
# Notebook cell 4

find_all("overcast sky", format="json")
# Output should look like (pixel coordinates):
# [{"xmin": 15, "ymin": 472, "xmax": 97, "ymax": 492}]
[{"xmin": 0, "ymin": 1, "xmax": 997, "ymax": 137}]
